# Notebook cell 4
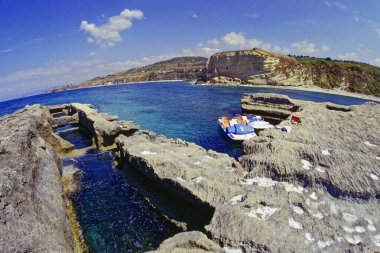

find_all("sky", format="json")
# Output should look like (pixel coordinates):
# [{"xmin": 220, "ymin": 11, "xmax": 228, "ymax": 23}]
[{"xmin": 0, "ymin": 0, "xmax": 380, "ymax": 101}]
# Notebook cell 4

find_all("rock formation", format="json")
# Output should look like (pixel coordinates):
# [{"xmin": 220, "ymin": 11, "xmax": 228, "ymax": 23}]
[
  {"xmin": 207, "ymin": 48, "xmax": 313, "ymax": 87},
  {"xmin": 115, "ymin": 95, "xmax": 380, "ymax": 252},
  {"xmin": 241, "ymin": 93, "xmax": 302, "ymax": 119},
  {"xmin": 147, "ymin": 231, "xmax": 223, "ymax": 253},
  {"xmin": 0, "ymin": 105, "xmax": 73, "ymax": 252},
  {"xmin": 207, "ymin": 48, "xmax": 380, "ymax": 96},
  {"xmin": 2, "ymin": 99, "xmax": 379, "ymax": 252},
  {"xmin": 71, "ymin": 103, "xmax": 139, "ymax": 147}
]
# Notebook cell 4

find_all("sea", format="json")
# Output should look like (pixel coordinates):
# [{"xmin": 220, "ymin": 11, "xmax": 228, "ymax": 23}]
[
  {"xmin": 0, "ymin": 81, "xmax": 375, "ymax": 158},
  {"xmin": 0, "ymin": 81, "xmax": 376, "ymax": 252}
]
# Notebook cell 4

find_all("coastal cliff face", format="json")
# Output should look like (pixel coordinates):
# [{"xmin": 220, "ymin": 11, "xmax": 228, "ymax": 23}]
[
  {"xmin": 207, "ymin": 48, "xmax": 380, "ymax": 96},
  {"xmin": 0, "ymin": 105, "xmax": 73, "ymax": 252}
]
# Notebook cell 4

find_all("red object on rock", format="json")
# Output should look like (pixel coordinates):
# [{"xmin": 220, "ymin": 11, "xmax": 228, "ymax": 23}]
[{"xmin": 291, "ymin": 115, "xmax": 301, "ymax": 123}]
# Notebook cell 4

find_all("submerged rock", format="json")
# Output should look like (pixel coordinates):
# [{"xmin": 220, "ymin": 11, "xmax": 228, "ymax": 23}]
[{"xmin": 0, "ymin": 105, "xmax": 73, "ymax": 252}]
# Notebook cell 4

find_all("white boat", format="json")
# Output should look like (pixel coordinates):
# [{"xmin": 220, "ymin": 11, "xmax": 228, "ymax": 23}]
[
  {"xmin": 247, "ymin": 115, "xmax": 274, "ymax": 129},
  {"xmin": 218, "ymin": 116, "xmax": 256, "ymax": 141}
]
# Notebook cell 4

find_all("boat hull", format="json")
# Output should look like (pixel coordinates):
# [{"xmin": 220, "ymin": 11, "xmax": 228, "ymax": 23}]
[{"xmin": 218, "ymin": 118, "xmax": 256, "ymax": 141}]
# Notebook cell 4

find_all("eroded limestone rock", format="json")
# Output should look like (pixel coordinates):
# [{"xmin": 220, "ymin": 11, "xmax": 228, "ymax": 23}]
[
  {"xmin": 115, "ymin": 97, "xmax": 380, "ymax": 252},
  {"xmin": 147, "ymin": 231, "xmax": 223, "ymax": 253},
  {"xmin": 71, "ymin": 103, "xmax": 139, "ymax": 147},
  {"xmin": 0, "ymin": 105, "xmax": 73, "ymax": 252},
  {"xmin": 241, "ymin": 93, "xmax": 302, "ymax": 119},
  {"xmin": 240, "ymin": 96, "xmax": 380, "ymax": 199}
]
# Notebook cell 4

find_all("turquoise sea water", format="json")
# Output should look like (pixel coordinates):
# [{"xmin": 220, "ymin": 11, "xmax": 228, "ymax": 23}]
[
  {"xmin": 0, "ymin": 82, "xmax": 375, "ymax": 157},
  {"xmin": 1, "ymin": 82, "xmax": 377, "ymax": 252}
]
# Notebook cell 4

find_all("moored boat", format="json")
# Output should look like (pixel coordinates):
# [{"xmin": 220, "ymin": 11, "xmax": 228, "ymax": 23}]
[
  {"xmin": 247, "ymin": 115, "xmax": 274, "ymax": 129},
  {"xmin": 218, "ymin": 115, "xmax": 256, "ymax": 141}
]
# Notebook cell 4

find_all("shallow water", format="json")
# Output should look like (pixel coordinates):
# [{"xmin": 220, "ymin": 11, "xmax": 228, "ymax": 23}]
[
  {"xmin": 64, "ymin": 149, "xmax": 181, "ymax": 252},
  {"xmin": 57, "ymin": 128, "xmax": 92, "ymax": 149},
  {"xmin": 0, "ymin": 81, "xmax": 375, "ymax": 157}
]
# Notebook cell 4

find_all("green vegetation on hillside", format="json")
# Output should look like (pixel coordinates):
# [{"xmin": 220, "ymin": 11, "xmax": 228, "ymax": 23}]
[
  {"xmin": 296, "ymin": 57, "xmax": 380, "ymax": 96},
  {"xmin": 49, "ymin": 57, "xmax": 207, "ymax": 92}
]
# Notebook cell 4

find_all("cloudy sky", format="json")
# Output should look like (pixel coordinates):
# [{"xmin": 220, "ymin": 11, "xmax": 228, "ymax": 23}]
[{"xmin": 0, "ymin": 0, "xmax": 379, "ymax": 101}]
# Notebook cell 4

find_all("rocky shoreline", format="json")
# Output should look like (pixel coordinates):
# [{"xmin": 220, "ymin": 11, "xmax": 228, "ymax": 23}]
[
  {"xmin": 1, "ymin": 95, "xmax": 379, "ymax": 252},
  {"xmin": 196, "ymin": 82, "xmax": 380, "ymax": 103}
]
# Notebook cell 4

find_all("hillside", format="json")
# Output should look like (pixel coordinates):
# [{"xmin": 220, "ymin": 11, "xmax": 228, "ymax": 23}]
[
  {"xmin": 207, "ymin": 48, "xmax": 380, "ymax": 96},
  {"xmin": 49, "ymin": 57, "xmax": 207, "ymax": 92},
  {"xmin": 49, "ymin": 49, "xmax": 380, "ymax": 97},
  {"xmin": 295, "ymin": 57, "xmax": 380, "ymax": 95}
]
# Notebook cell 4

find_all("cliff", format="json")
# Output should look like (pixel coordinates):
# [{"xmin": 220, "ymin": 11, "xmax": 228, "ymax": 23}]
[
  {"xmin": 49, "ymin": 56, "xmax": 207, "ymax": 92},
  {"xmin": 207, "ymin": 48, "xmax": 380, "ymax": 96}
]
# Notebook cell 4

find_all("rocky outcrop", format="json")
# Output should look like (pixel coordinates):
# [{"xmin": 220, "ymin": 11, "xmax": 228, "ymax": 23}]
[
  {"xmin": 147, "ymin": 231, "xmax": 223, "ymax": 253},
  {"xmin": 241, "ymin": 93, "xmax": 302, "ymax": 119},
  {"xmin": 0, "ymin": 105, "xmax": 73, "ymax": 252},
  {"xmin": 207, "ymin": 48, "xmax": 314, "ymax": 87},
  {"xmin": 206, "ymin": 48, "xmax": 380, "ymax": 96},
  {"xmin": 240, "ymin": 94, "xmax": 380, "ymax": 199},
  {"xmin": 115, "ymin": 131, "xmax": 242, "ymax": 228},
  {"xmin": 115, "ymin": 96, "xmax": 380, "ymax": 252},
  {"xmin": 3, "ymin": 100, "xmax": 378, "ymax": 252},
  {"xmin": 71, "ymin": 103, "xmax": 139, "ymax": 147}
]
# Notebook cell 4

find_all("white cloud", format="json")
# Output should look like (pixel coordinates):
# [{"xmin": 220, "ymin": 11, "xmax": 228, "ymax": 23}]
[
  {"xmin": 337, "ymin": 52, "xmax": 358, "ymax": 60},
  {"xmin": 273, "ymin": 46, "xmax": 290, "ymax": 54},
  {"xmin": 369, "ymin": 20, "xmax": 380, "ymax": 38},
  {"xmin": 0, "ymin": 48, "xmax": 13, "ymax": 54},
  {"xmin": 248, "ymin": 13, "xmax": 259, "ymax": 18},
  {"xmin": 371, "ymin": 58, "xmax": 380, "ymax": 67},
  {"xmin": 207, "ymin": 38, "xmax": 220, "ymax": 46},
  {"xmin": 221, "ymin": 32, "xmax": 271, "ymax": 50},
  {"xmin": 223, "ymin": 32, "xmax": 246, "ymax": 46},
  {"xmin": 291, "ymin": 40, "xmax": 317, "ymax": 54},
  {"xmin": 324, "ymin": 1, "xmax": 357, "ymax": 14},
  {"xmin": 290, "ymin": 40, "xmax": 330, "ymax": 54},
  {"xmin": 80, "ymin": 9, "xmax": 144, "ymax": 47},
  {"xmin": 321, "ymin": 44, "xmax": 330, "ymax": 52},
  {"xmin": 192, "ymin": 13, "xmax": 199, "ymax": 19}
]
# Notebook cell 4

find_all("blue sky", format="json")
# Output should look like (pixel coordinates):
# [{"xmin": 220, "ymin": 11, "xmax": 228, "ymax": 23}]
[{"xmin": 0, "ymin": 0, "xmax": 380, "ymax": 101}]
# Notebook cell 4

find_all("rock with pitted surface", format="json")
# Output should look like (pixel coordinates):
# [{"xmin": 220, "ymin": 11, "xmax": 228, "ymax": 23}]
[
  {"xmin": 147, "ymin": 231, "xmax": 223, "ymax": 253},
  {"xmin": 116, "ymin": 130, "xmax": 243, "ymax": 207},
  {"xmin": 240, "ymin": 94, "xmax": 380, "ymax": 199},
  {"xmin": 115, "ymin": 96, "xmax": 380, "ymax": 252},
  {"xmin": 0, "ymin": 105, "xmax": 73, "ymax": 252},
  {"xmin": 71, "ymin": 103, "xmax": 139, "ymax": 147},
  {"xmin": 241, "ymin": 93, "xmax": 302, "ymax": 119}
]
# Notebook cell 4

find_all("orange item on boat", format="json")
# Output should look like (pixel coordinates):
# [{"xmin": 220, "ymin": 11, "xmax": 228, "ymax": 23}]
[{"xmin": 236, "ymin": 115, "xmax": 248, "ymax": 125}]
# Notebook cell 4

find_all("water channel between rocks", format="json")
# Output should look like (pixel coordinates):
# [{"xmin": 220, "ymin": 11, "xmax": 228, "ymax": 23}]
[{"xmin": 57, "ymin": 127, "xmax": 183, "ymax": 252}]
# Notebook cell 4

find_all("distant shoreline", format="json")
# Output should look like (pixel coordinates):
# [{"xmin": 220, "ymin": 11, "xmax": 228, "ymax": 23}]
[
  {"xmin": 48, "ymin": 79, "xmax": 185, "ymax": 93},
  {"xmin": 196, "ymin": 82, "xmax": 380, "ymax": 102},
  {"xmin": 49, "ymin": 79, "xmax": 380, "ymax": 103}
]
